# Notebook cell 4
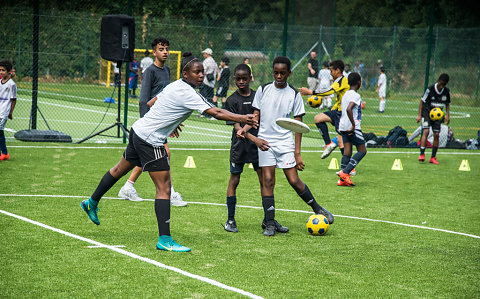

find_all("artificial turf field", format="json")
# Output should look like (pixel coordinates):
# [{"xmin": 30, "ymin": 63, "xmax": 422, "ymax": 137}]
[{"xmin": 1, "ymin": 144, "xmax": 479, "ymax": 298}]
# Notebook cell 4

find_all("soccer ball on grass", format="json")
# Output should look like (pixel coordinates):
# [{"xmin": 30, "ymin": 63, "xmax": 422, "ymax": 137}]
[
  {"xmin": 429, "ymin": 108, "xmax": 444, "ymax": 121},
  {"xmin": 306, "ymin": 214, "xmax": 329, "ymax": 236},
  {"xmin": 307, "ymin": 95, "xmax": 322, "ymax": 108}
]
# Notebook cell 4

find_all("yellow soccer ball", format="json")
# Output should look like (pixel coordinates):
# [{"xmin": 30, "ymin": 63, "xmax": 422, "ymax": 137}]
[
  {"xmin": 429, "ymin": 107, "xmax": 444, "ymax": 121},
  {"xmin": 306, "ymin": 214, "xmax": 330, "ymax": 236},
  {"xmin": 307, "ymin": 95, "xmax": 322, "ymax": 108}
]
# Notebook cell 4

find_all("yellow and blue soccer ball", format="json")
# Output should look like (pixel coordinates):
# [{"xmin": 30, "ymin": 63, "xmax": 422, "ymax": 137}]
[
  {"xmin": 307, "ymin": 95, "xmax": 322, "ymax": 108},
  {"xmin": 429, "ymin": 108, "xmax": 444, "ymax": 121},
  {"xmin": 306, "ymin": 214, "xmax": 329, "ymax": 236}
]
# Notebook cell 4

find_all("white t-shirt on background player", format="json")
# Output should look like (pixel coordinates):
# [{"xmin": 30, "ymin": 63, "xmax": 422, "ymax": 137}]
[
  {"xmin": 132, "ymin": 79, "xmax": 213, "ymax": 146},
  {"xmin": 338, "ymin": 89, "xmax": 362, "ymax": 132},
  {"xmin": 378, "ymin": 73, "xmax": 386, "ymax": 97},
  {"xmin": 0, "ymin": 79, "xmax": 17, "ymax": 119},
  {"xmin": 252, "ymin": 82, "xmax": 305, "ymax": 153}
]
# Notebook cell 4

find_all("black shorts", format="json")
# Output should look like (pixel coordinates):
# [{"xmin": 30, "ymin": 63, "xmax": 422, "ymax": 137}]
[
  {"xmin": 230, "ymin": 161, "xmax": 260, "ymax": 174},
  {"xmin": 123, "ymin": 129, "xmax": 170, "ymax": 172},
  {"xmin": 421, "ymin": 116, "xmax": 442, "ymax": 132},
  {"xmin": 340, "ymin": 129, "xmax": 365, "ymax": 146},
  {"xmin": 323, "ymin": 109, "xmax": 342, "ymax": 133},
  {"xmin": 215, "ymin": 85, "xmax": 228, "ymax": 97}
]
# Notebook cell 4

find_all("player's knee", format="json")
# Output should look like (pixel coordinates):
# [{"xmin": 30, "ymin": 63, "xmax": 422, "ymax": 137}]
[
  {"xmin": 263, "ymin": 176, "xmax": 275, "ymax": 189},
  {"xmin": 314, "ymin": 114, "xmax": 326, "ymax": 124}
]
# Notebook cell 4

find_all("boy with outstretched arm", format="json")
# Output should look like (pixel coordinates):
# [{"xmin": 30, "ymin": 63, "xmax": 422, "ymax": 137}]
[{"xmin": 239, "ymin": 56, "xmax": 334, "ymax": 237}]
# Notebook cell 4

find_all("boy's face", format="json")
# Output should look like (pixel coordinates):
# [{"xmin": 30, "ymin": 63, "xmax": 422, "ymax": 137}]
[
  {"xmin": 273, "ymin": 63, "xmax": 290, "ymax": 88},
  {"xmin": 182, "ymin": 62, "xmax": 204, "ymax": 87},
  {"xmin": 0, "ymin": 66, "xmax": 8, "ymax": 78},
  {"xmin": 437, "ymin": 80, "xmax": 448, "ymax": 90},
  {"xmin": 234, "ymin": 69, "xmax": 251, "ymax": 90},
  {"xmin": 153, "ymin": 43, "xmax": 169, "ymax": 62},
  {"xmin": 329, "ymin": 66, "xmax": 342, "ymax": 79}
]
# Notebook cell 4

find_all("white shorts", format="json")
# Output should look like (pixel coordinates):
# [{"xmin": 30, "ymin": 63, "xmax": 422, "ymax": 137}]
[
  {"xmin": 378, "ymin": 88, "xmax": 386, "ymax": 98},
  {"xmin": 258, "ymin": 146, "xmax": 296, "ymax": 169},
  {"xmin": 307, "ymin": 77, "xmax": 319, "ymax": 91},
  {"xmin": 0, "ymin": 118, "xmax": 7, "ymax": 130}
]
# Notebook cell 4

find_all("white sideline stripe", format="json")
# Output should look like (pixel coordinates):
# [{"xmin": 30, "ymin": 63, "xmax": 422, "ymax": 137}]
[
  {"xmin": 87, "ymin": 245, "xmax": 125, "ymax": 248},
  {"xmin": 6, "ymin": 145, "xmax": 480, "ymax": 155},
  {"xmin": 1, "ymin": 194, "xmax": 479, "ymax": 239},
  {"xmin": 0, "ymin": 209, "xmax": 263, "ymax": 299}
]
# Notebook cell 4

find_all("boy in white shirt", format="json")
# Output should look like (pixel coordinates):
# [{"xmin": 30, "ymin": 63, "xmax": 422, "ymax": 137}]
[
  {"xmin": 376, "ymin": 67, "xmax": 387, "ymax": 113},
  {"xmin": 337, "ymin": 73, "xmax": 367, "ymax": 186},
  {"xmin": 0, "ymin": 60, "xmax": 17, "ymax": 161},
  {"xmin": 239, "ymin": 56, "xmax": 334, "ymax": 236}
]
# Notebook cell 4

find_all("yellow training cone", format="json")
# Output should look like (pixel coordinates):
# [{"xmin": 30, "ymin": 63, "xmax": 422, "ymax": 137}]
[
  {"xmin": 184, "ymin": 156, "xmax": 196, "ymax": 168},
  {"xmin": 392, "ymin": 159, "xmax": 403, "ymax": 170},
  {"xmin": 459, "ymin": 160, "xmax": 471, "ymax": 171},
  {"xmin": 328, "ymin": 158, "xmax": 339, "ymax": 170},
  {"xmin": 248, "ymin": 163, "xmax": 253, "ymax": 169}
]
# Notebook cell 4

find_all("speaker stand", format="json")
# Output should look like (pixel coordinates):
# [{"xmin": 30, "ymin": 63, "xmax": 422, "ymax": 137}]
[{"xmin": 76, "ymin": 61, "xmax": 129, "ymax": 144}]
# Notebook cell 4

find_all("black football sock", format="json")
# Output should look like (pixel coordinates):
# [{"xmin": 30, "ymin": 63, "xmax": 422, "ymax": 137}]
[
  {"xmin": 0, "ymin": 130, "xmax": 7, "ymax": 154},
  {"xmin": 226, "ymin": 196, "xmax": 236, "ymax": 221},
  {"xmin": 341, "ymin": 155, "xmax": 350, "ymax": 171},
  {"xmin": 340, "ymin": 147, "xmax": 344, "ymax": 155},
  {"xmin": 297, "ymin": 184, "xmax": 321, "ymax": 214},
  {"xmin": 420, "ymin": 147, "xmax": 426, "ymax": 155},
  {"xmin": 344, "ymin": 151, "xmax": 366, "ymax": 174},
  {"xmin": 315, "ymin": 122, "xmax": 331, "ymax": 145},
  {"xmin": 431, "ymin": 146, "xmax": 438, "ymax": 158},
  {"xmin": 91, "ymin": 171, "xmax": 119, "ymax": 203},
  {"xmin": 155, "ymin": 199, "xmax": 171, "ymax": 236},
  {"xmin": 262, "ymin": 196, "xmax": 275, "ymax": 225}
]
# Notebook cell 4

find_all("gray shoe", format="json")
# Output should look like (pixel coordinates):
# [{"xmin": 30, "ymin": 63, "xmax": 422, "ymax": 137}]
[
  {"xmin": 317, "ymin": 206, "xmax": 334, "ymax": 224},
  {"xmin": 321, "ymin": 142, "xmax": 337, "ymax": 159},
  {"xmin": 263, "ymin": 224, "xmax": 275, "ymax": 236},
  {"xmin": 224, "ymin": 220, "xmax": 238, "ymax": 233},
  {"xmin": 261, "ymin": 220, "xmax": 289, "ymax": 233}
]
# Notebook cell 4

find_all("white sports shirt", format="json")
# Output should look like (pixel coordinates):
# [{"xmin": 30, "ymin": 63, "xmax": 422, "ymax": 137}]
[
  {"xmin": 378, "ymin": 73, "xmax": 386, "ymax": 91},
  {"xmin": 252, "ymin": 82, "xmax": 305, "ymax": 152},
  {"xmin": 338, "ymin": 90, "xmax": 362, "ymax": 131},
  {"xmin": 318, "ymin": 68, "xmax": 332, "ymax": 89},
  {"xmin": 140, "ymin": 57, "xmax": 154, "ymax": 74},
  {"xmin": 132, "ymin": 79, "xmax": 213, "ymax": 146},
  {"xmin": 0, "ymin": 79, "xmax": 17, "ymax": 118}
]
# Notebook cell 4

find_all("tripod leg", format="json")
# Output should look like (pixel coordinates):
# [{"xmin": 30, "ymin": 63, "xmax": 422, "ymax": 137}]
[{"xmin": 75, "ymin": 123, "xmax": 118, "ymax": 144}]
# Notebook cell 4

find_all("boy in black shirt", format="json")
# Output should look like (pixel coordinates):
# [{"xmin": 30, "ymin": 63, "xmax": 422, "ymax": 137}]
[
  {"xmin": 416, "ymin": 73, "xmax": 450, "ymax": 164},
  {"xmin": 222, "ymin": 64, "xmax": 288, "ymax": 233},
  {"xmin": 213, "ymin": 57, "xmax": 230, "ymax": 108}
]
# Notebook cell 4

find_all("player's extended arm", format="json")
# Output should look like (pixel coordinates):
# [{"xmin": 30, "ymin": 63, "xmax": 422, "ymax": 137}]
[
  {"xmin": 307, "ymin": 62, "xmax": 315, "ymax": 75},
  {"xmin": 416, "ymin": 100, "xmax": 423, "ymax": 123},
  {"xmin": 8, "ymin": 99, "xmax": 16, "ymax": 119},
  {"xmin": 346, "ymin": 102, "xmax": 356, "ymax": 133},
  {"xmin": 445, "ymin": 103, "xmax": 450, "ymax": 125},
  {"xmin": 294, "ymin": 115, "xmax": 305, "ymax": 171},
  {"xmin": 205, "ymin": 107, "xmax": 258, "ymax": 128}
]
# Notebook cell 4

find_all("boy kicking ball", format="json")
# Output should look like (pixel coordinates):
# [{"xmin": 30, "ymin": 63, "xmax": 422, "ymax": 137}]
[
  {"xmin": 80, "ymin": 52, "xmax": 258, "ymax": 252},
  {"xmin": 336, "ymin": 73, "xmax": 367, "ymax": 187},
  {"xmin": 239, "ymin": 56, "xmax": 334, "ymax": 236}
]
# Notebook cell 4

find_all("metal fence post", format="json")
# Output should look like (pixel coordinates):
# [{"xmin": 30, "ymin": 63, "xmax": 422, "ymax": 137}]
[
  {"xmin": 17, "ymin": 7, "xmax": 22, "ymax": 80},
  {"xmin": 423, "ymin": 0, "xmax": 434, "ymax": 91},
  {"xmin": 318, "ymin": 25, "xmax": 323, "ymax": 57},
  {"xmin": 353, "ymin": 26, "xmax": 358, "ymax": 62},
  {"xmin": 389, "ymin": 25, "xmax": 396, "ymax": 86},
  {"xmin": 431, "ymin": 25, "xmax": 439, "ymax": 81},
  {"xmin": 282, "ymin": 0, "xmax": 289, "ymax": 56},
  {"xmin": 83, "ymin": 11, "xmax": 88, "ymax": 80}
]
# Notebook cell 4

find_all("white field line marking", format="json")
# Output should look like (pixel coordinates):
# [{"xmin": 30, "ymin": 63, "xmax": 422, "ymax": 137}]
[
  {"xmin": 6, "ymin": 145, "xmax": 480, "ymax": 155},
  {"xmin": 1, "ymin": 194, "xmax": 479, "ymax": 239},
  {"xmin": 87, "ymin": 245, "xmax": 125, "ymax": 248},
  {"xmin": 0, "ymin": 209, "xmax": 263, "ymax": 299}
]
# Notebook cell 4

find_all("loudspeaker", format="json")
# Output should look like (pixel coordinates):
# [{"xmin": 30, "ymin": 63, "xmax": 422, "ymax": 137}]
[{"xmin": 100, "ymin": 15, "xmax": 135, "ymax": 62}]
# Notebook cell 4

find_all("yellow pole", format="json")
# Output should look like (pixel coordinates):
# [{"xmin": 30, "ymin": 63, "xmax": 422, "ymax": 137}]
[{"xmin": 106, "ymin": 61, "xmax": 111, "ymax": 87}]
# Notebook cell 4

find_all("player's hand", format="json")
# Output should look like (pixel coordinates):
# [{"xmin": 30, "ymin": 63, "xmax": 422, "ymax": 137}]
[
  {"xmin": 346, "ymin": 126, "xmax": 354, "ymax": 135},
  {"xmin": 254, "ymin": 138, "xmax": 270, "ymax": 151},
  {"xmin": 169, "ymin": 123, "xmax": 184, "ymax": 138},
  {"xmin": 295, "ymin": 153, "xmax": 305, "ymax": 171},
  {"xmin": 299, "ymin": 87, "xmax": 313, "ymax": 96},
  {"xmin": 244, "ymin": 114, "xmax": 258, "ymax": 128},
  {"xmin": 310, "ymin": 69, "xmax": 315, "ymax": 75},
  {"xmin": 416, "ymin": 115, "xmax": 422, "ymax": 123},
  {"xmin": 237, "ymin": 128, "xmax": 247, "ymax": 139},
  {"xmin": 445, "ymin": 115, "xmax": 450, "ymax": 125}
]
